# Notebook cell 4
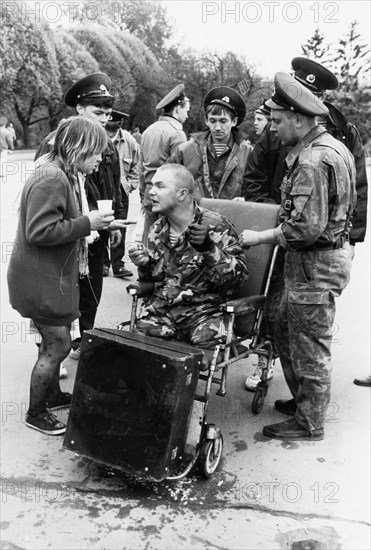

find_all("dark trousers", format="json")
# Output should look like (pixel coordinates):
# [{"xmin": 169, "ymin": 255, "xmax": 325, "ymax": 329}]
[
  {"xmin": 78, "ymin": 235, "xmax": 107, "ymax": 337},
  {"xmin": 104, "ymin": 191, "xmax": 129, "ymax": 272},
  {"xmin": 105, "ymin": 227, "xmax": 127, "ymax": 272}
]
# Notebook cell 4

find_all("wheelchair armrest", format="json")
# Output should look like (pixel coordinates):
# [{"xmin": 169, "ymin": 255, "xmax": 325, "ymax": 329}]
[
  {"xmin": 126, "ymin": 282, "xmax": 155, "ymax": 298},
  {"xmin": 221, "ymin": 295, "xmax": 265, "ymax": 315}
]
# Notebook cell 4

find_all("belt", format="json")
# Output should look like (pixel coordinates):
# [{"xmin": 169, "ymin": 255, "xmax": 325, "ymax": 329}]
[{"xmin": 302, "ymin": 233, "xmax": 348, "ymax": 252}]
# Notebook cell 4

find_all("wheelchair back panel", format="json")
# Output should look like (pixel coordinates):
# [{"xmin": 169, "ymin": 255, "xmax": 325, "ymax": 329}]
[{"xmin": 200, "ymin": 199, "xmax": 280, "ymax": 299}]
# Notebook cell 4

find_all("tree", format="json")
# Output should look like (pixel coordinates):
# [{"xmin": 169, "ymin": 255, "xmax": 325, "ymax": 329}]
[
  {"xmin": 332, "ymin": 21, "xmax": 371, "ymax": 93},
  {"xmin": 57, "ymin": 0, "xmax": 173, "ymax": 62},
  {"xmin": 300, "ymin": 22, "xmax": 371, "ymax": 145},
  {"xmin": 69, "ymin": 25, "xmax": 164, "ymax": 131},
  {"xmin": 163, "ymin": 49, "xmax": 263, "ymax": 137},
  {"xmin": 120, "ymin": 0, "xmax": 173, "ymax": 62},
  {"xmin": 108, "ymin": 29, "xmax": 165, "ymax": 129},
  {"xmin": 1, "ymin": 9, "xmax": 61, "ymax": 146},
  {"xmin": 301, "ymin": 27, "xmax": 332, "ymax": 63}
]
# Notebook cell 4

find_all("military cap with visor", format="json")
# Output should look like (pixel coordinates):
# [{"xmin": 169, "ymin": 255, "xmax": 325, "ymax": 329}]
[
  {"xmin": 266, "ymin": 72, "xmax": 329, "ymax": 117},
  {"xmin": 203, "ymin": 86, "xmax": 246, "ymax": 126},
  {"xmin": 107, "ymin": 110, "xmax": 129, "ymax": 123},
  {"xmin": 255, "ymin": 99, "xmax": 271, "ymax": 118},
  {"xmin": 64, "ymin": 73, "xmax": 113, "ymax": 107},
  {"xmin": 291, "ymin": 57, "xmax": 338, "ymax": 93},
  {"xmin": 156, "ymin": 84, "xmax": 190, "ymax": 111}
]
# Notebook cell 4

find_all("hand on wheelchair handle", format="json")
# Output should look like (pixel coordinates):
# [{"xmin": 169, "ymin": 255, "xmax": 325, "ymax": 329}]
[
  {"xmin": 188, "ymin": 221, "xmax": 214, "ymax": 253},
  {"xmin": 239, "ymin": 230, "xmax": 261, "ymax": 248}
]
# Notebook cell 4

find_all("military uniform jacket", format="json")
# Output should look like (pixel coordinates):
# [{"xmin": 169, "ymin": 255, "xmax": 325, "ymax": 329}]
[
  {"xmin": 276, "ymin": 126, "xmax": 357, "ymax": 251},
  {"xmin": 242, "ymin": 104, "xmax": 367, "ymax": 244},
  {"xmin": 138, "ymin": 204, "xmax": 249, "ymax": 321},
  {"xmin": 324, "ymin": 101, "xmax": 368, "ymax": 244},
  {"xmin": 113, "ymin": 128, "xmax": 139, "ymax": 194},
  {"xmin": 139, "ymin": 115, "xmax": 187, "ymax": 195},
  {"xmin": 171, "ymin": 130, "xmax": 252, "ymax": 201}
]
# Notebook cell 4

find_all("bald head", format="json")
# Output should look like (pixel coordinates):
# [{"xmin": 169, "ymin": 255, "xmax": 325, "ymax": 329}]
[
  {"xmin": 156, "ymin": 164, "xmax": 195, "ymax": 195},
  {"xmin": 150, "ymin": 164, "xmax": 196, "ymax": 217}
]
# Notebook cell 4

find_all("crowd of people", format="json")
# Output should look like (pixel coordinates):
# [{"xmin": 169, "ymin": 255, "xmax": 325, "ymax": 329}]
[{"xmin": 5, "ymin": 57, "xmax": 370, "ymax": 441}]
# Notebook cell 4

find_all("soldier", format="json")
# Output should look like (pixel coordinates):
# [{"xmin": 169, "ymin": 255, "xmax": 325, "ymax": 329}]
[
  {"xmin": 139, "ymin": 84, "xmax": 190, "ymax": 244},
  {"xmin": 129, "ymin": 163, "xmax": 248, "ymax": 348},
  {"xmin": 35, "ymin": 73, "xmax": 127, "ymax": 361},
  {"xmin": 254, "ymin": 100, "xmax": 271, "ymax": 137},
  {"xmin": 239, "ymin": 72, "xmax": 356, "ymax": 441},
  {"xmin": 170, "ymin": 86, "xmax": 252, "ymax": 201},
  {"xmin": 242, "ymin": 57, "xmax": 368, "ymax": 391},
  {"xmin": 103, "ymin": 109, "xmax": 139, "ymax": 279}
]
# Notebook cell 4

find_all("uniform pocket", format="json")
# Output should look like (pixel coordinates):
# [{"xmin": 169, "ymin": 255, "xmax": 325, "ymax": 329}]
[
  {"xmin": 288, "ymin": 290, "xmax": 333, "ymax": 337},
  {"xmin": 288, "ymin": 290, "xmax": 329, "ymax": 305}
]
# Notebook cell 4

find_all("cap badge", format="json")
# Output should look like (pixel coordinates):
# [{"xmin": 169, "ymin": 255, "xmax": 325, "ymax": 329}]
[
  {"xmin": 222, "ymin": 96, "xmax": 230, "ymax": 103},
  {"xmin": 306, "ymin": 74, "xmax": 316, "ymax": 84},
  {"xmin": 100, "ymin": 84, "xmax": 108, "ymax": 91}
]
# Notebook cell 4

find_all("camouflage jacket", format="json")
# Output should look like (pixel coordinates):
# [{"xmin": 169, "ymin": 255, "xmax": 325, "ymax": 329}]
[
  {"xmin": 242, "ymin": 102, "xmax": 367, "ymax": 245},
  {"xmin": 138, "ymin": 204, "xmax": 249, "ymax": 318},
  {"xmin": 277, "ymin": 126, "xmax": 357, "ymax": 251}
]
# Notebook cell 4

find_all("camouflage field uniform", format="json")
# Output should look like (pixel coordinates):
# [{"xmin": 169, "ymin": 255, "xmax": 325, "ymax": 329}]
[
  {"xmin": 274, "ymin": 126, "xmax": 356, "ymax": 433},
  {"xmin": 136, "ymin": 204, "xmax": 249, "ymax": 349}
]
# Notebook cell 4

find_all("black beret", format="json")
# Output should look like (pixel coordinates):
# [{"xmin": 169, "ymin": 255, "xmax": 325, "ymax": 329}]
[
  {"xmin": 266, "ymin": 72, "xmax": 329, "ymax": 117},
  {"xmin": 203, "ymin": 86, "xmax": 246, "ymax": 126},
  {"xmin": 64, "ymin": 73, "xmax": 113, "ymax": 107},
  {"xmin": 291, "ymin": 57, "xmax": 338, "ymax": 92},
  {"xmin": 156, "ymin": 84, "xmax": 189, "ymax": 111}
]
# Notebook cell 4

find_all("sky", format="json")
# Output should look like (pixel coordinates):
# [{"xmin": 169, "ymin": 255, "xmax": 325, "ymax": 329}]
[{"xmin": 162, "ymin": 0, "xmax": 371, "ymax": 80}]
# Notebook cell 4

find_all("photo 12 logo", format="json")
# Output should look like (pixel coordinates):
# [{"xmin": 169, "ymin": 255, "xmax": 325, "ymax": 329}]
[
  {"xmin": 0, "ymin": 1, "xmax": 140, "ymax": 25},
  {"xmin": 202, "ymin": 2, "xmax": 340, "ymax": 24}
]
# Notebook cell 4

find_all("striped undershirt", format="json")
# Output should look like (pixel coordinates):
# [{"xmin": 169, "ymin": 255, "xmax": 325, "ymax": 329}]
[
  {"xmin": 213, "ymin": 143, "xmax": 229, "ymax": 157},
  {"xmin": 169, "ymin": 232, "xmax": 180, "ymax": 246}
]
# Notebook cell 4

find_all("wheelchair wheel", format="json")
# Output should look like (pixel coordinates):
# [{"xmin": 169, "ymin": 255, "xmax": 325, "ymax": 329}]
[
  {"xmin": 197, "ymin": 432, "xmax": 224, "ymax": 479},
  {"xmin": 252, "ymin": 387, "xmax": 267, "ymax": 414}
]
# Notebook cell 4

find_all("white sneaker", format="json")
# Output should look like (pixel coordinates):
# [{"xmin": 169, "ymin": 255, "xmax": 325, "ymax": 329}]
[
  {"xmin": 59, "ymin": 363, "xmax": 68, "ymax": 379},
  {"xmin": 245, "ymin": 364, "xmax": 274, "ymax": 392},
  {"xmin": 69, "ymin": 348, "xmax": 80, "ymax": 360}
]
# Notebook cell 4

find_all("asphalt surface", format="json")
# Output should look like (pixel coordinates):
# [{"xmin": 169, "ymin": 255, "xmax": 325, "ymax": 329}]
[{"xmin": 0, "ymin": 151, "xmax": 370, "ymax": 549}]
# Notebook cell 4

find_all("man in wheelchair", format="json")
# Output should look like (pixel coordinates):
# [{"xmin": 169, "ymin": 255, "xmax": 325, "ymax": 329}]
[{"xmin": 128, "ymin": 163, "xmax": 248, "ymax": 349}]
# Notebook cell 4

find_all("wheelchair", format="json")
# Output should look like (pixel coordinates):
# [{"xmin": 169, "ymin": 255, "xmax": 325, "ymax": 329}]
[{"xmin": 64, "ymin": 200, "xmax": 280, "ymax": 481}]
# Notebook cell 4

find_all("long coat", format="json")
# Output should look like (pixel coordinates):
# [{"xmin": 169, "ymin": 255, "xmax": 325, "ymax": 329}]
[{"xmin": 7, "ymin": 160, "xmax": 91, "ymax": 325}]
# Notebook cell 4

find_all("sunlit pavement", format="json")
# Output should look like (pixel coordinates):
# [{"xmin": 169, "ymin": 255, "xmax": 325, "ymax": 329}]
[{"xmin": 1, "ymin": 151, "xmax": 370, "ymax": 549}]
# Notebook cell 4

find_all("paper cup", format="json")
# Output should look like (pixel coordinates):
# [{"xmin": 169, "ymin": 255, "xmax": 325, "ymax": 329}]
[{"xmin": 97, "ymin": 200, "xmax": 113, "ymax": 213}]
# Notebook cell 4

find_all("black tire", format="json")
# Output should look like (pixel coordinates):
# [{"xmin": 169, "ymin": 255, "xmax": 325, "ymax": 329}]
[
  {"xmin": 252, "ymin": 388, "xmax": 265, "ymax": 414},
  {"xmin": 198, "ymin": 433, "xmax": 224, "ymax": 479}
]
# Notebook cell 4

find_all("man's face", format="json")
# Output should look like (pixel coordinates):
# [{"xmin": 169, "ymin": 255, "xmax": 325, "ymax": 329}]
[
  {"xmin": 105, "ymin": 122, "xmax": 120, "ymax": 139},
  {"xmin": 149, "ymin": 169, "xmax": 182, "ymax": 215},
  {"xmin": 205, "ymin": 110, "xmax": 237, "ymax": 144},
  {"xmin": 254, "ymin": 114, "xmax": 269, "ymax": 137},
  {"xmin": 76, "ymin": 104, "xmax": 112, "ymax": 127},
  {"xmin": 175, "ymin": 100, "xmax": 190, "ymax": 124},
  {"xmin": 270, "ymin": 109, "xmax": 299, "ymax": 146}
]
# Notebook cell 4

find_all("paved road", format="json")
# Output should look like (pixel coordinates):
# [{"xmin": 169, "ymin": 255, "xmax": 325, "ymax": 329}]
[{"xmin": 1, "ymin": 152, "xmax": 370, "ymax": 549}]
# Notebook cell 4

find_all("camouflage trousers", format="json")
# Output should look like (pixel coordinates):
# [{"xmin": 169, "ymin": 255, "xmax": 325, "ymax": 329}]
[
  {"xmin": 135, "ymin": 304, "xmax": 229, "ymax": 350},
  {"xmin": 275, "ymin": 247, "xmax": 351, "ymax": 432}
]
